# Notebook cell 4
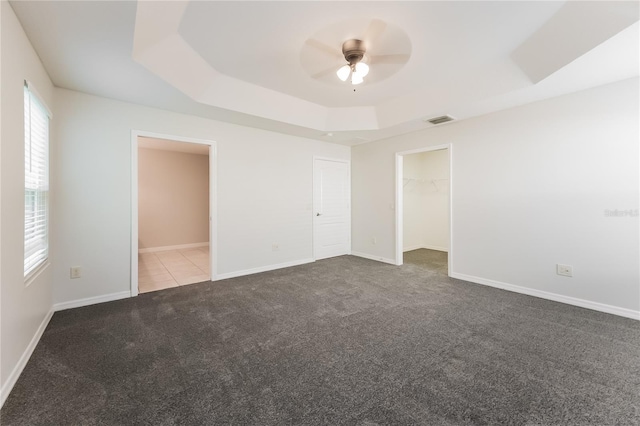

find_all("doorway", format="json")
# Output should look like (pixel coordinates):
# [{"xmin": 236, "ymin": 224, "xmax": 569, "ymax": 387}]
[
  {"xmin": 131, "ymin": 131, "xmax": 216, "ymax": 296},
  {"xmin": 313, "ymin": 157, "xmax": 351, "ymax": 260},
  {"xmin": 395, "ymin": 145, "xmax": 452, "ymax": 274}
]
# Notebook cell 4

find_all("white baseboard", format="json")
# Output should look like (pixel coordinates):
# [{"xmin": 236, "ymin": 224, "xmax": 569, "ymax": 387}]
[
  {"xmin": 450, "ymin": 272, "xmax": 640, "ymax": 321},
  {"xmin": 1, "ymin": 308, "xmax": 54, "ymax": 408},
  {"xmin": 351, "ymin": 251, "xmax": 398, "ymax": 266},
  {"xmin": 215, "ymin": 258, "xmax": 315, "ymax": 281},
  {"xmin": 53, "ymin": 291, "xmax": 131, "ymax": 312},
  {"xmin": 404, "ymin": 244, "xmax": 448, "ymax": 253},
  {"xmin": 138, "ymin": 242, "xmax": 209, "ymax": 254},
  {"xmin": 421, "ymin": 244, "xmax": 448, "ymax": 253}
]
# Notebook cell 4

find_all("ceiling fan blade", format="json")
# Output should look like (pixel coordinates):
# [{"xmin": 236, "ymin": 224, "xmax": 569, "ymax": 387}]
[
  {"xmin": 369, "ymin": 54, "xmax": 410, "ymax": 64},
  {"xmin": 362, "ymin": 19, "xmax": 387, "ymax": 43},
  {"xmin": 311, "ymin": 66, "xmax": 340, "ymax": 80},
  {"xmin": 305, "ymin": 39, "xmax": 342, "ymax": 60}
]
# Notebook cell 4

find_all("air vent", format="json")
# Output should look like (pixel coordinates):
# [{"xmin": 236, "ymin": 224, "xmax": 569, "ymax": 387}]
[{"xmin": 426, "ymin": 115, "xmax": 455, "ymax": 125}]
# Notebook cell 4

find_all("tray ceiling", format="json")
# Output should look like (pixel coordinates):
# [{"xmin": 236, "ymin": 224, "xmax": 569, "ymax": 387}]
[{"xmin": 10, "ymin": 1, "xmax": 639, "ymax": 145}]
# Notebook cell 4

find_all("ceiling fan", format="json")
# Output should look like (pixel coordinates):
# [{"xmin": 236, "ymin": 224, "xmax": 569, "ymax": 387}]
[
  {"xmin": 336, "ymin": 39, "xmax": 369, "ymax": 85},
  {"xmin": 302, "ymin": 19, "xmax": 411, "ymax": 86}
]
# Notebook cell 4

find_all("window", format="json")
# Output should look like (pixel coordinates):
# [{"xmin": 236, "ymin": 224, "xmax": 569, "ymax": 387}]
[{"xmin": 24, "ymin": 82, "xmax": 50, "ymax": 278}]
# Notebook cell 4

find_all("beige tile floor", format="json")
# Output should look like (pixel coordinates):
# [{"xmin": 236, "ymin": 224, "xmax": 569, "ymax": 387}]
[{"xmin": 138, "ymin": 246, "xmax": 210, "ymax": 293}]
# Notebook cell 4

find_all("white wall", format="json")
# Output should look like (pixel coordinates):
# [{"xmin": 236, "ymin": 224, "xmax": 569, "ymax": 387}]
[
  {"xmin": 1, "ymin": 1, "xmax": 55, "ymax": 403},
  {"xmin": 353, "ymin": 78, "xmax": 639, "ymax": 317},
  {"xmin": 402, "ymin": 153, "xmax": 425, "ymax": 251},
  {"xmin": 52, "ymin": 88, "xmax": 349, "ymax": 305},
  {"xmin": 402, "ymin": 150, "xmax": 449, "ymax": 252},
  {"xmin": 421, "ymin": 149, "xmax": 449, "ymax": 251},
  {"xmin": 138, "ymin": 147, "xmax": 209, "ymax": 249}
]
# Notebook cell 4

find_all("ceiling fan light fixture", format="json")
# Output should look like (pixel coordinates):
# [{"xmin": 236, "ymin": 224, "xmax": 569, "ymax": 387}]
[
  {"xmin": 355, "ymin": 62, "xmax": 369, "ymax": 77},
  {"xmin": 337, "ymin": 39, "xmax": 370, "ymax": 86},
  {"xmin": 337, "ymin": 65, "xmax": 351, "ymax": 81}
]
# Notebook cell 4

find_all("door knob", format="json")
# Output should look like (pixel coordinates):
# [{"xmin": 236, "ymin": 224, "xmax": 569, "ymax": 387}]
[{"xmin": 316, "ymin": 213, "xmax": 322, "ymax": 216}]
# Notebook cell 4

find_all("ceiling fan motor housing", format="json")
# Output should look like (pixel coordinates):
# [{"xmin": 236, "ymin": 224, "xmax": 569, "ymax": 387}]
[{"xmin": 342, "ymin": 39, "xmax": 366, "ymax": 66}]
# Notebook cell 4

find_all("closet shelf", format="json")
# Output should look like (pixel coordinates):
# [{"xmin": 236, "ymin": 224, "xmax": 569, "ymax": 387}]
[{"xmin": 403, "ymin": 177, "xmax": 449, "ymax": 190}]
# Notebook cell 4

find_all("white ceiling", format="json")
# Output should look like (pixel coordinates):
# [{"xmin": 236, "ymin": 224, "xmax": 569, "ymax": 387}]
[{"xmin": 10, "ymin": 1, "xmax": 639, "ymax": 146}]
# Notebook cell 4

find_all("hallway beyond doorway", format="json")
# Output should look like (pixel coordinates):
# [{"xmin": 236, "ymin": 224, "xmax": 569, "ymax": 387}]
[{"xmin": 138, "ymin": 247, "xmax": 210, "ymax": 293}]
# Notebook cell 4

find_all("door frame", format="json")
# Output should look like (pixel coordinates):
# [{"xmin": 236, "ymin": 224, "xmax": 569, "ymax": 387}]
[
  {"xmin": 312, "ymin": 156, "xmax": 351, "ymax": 260},
  {"xmin": 395, "ymin": 144, "xmax": 452, "ymax": 275},
  {"xmin": 130, "ymin": 130, "xmax": 218, "ymax": 296}
]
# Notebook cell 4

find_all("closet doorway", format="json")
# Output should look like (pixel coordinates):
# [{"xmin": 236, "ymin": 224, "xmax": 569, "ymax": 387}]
[
  {"xmin": 395, "ymin": 145, "xmax": 452, "ymax": 273},
  {"xmin": 131, "ymin": 132, "xmax": 216, "ymax": 296}
]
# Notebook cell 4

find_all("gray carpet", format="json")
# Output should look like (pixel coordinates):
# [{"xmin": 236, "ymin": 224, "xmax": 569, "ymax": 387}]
[{"xmin": 2, "ymin": 250, "xmax": 639, "ymax": 425}]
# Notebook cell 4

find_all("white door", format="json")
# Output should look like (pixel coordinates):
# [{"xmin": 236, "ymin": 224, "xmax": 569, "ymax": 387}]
[{"xmin": 313, "ymin": 158, "xmax": 351, "ymax": 259}]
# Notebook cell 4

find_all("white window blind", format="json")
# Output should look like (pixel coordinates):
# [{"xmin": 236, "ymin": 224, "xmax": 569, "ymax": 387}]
[{"xmin": 24, "ymin": 82, "xmax": 50, "ymax": 278}]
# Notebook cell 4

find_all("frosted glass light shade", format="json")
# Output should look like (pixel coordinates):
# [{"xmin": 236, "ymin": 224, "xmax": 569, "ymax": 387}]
[
  {"xmin": 336, "ymin": 65, "xmax": 351, "ymax": 82},
  {"xmin": 351, "ymin": 73, "xmax": 364, "ymax": 85},
  {"xmin": 355, "ymin": 62, "xmax": 369, "ymax": 77}
]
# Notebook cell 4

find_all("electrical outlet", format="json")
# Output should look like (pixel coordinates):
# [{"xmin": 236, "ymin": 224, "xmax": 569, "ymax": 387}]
[
  {"xmin": 372, "ymin": 237, "xmax": 377, "ymax": 245},
  {"xmin": 556, "ymin": 264, "xmax": 573, "ymax": 277},
  {"xmin": 272, "ymin": 243, "xmax": 279, "ymax": 251},
  {"xmin": 70, "ymin": 266, "xmax": 82, "ymax": 279}
]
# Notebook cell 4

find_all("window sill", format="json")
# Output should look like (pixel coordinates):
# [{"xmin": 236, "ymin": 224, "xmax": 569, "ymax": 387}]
[{"xmin": 25, "ymin": 261, "xmax": 50, "ymax": 287}]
